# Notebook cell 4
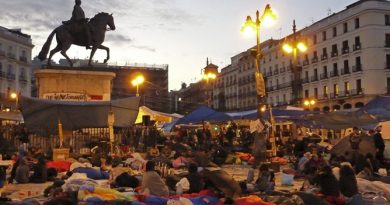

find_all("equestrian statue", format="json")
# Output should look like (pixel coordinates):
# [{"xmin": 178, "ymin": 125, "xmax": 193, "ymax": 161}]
[{"xmin": 38, "ymin": 0, "xmax": 116, "ymax": 67}]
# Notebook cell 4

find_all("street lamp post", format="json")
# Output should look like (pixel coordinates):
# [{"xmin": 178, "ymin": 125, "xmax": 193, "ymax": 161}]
[
  {"xmin": 10, "ymin": 92, "xmax": 18, "ymax": 111},
  {"xmin": 242, "ymin": 4, "xmax": 278, "ymax": 162},
  {"xmin": 242, "ymin": 4, "xmax": 277, "ymax": 120},
  {"xmin": 202, "ymin": 72, "xmax": 217, "ymax": 107},
  {"xmin": 282, "ymin": 20, "xmax": 307, "ymax": 105},
  {"xmin": 304, "ymin": 99, "xmax": 316, "ymax": 110},
  {"xmin": 131, "ymin": 75, "xmax": 145, "ymax": 97}
]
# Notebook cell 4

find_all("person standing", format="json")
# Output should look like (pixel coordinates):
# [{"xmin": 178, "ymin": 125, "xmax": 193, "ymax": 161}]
[
  {"xmin": 373, "ymin": 125, "xmax": 385, "ymax": 163},
  {"xmin": 349, "ymin": 127, "xmax": 362, "ymax": 152}
]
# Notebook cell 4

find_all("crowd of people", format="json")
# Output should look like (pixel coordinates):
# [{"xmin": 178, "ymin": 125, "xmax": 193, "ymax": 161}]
[{"xmin": 0, "ymin": 122, "xmax": 388, "ymax": 205}]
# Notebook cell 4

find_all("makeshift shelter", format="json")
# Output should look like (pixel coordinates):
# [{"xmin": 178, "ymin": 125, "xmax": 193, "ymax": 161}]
[
  {"xmin": 293, "ymin": 111, "xmax": 378, "ymax": 130},
  {"xmin": 0, "ymin": 111, "xmax": 23, "ymax": 122},
  {"xmin": 358, "ymin": 95, "xmax": 390, "ymax": 121},
  {"xmin": 175, "ymin": 106, "xmax": 232, "ymax": 125},
  {"xmin": 227, "ymin": 108, "xmax": 309, "ymax": 122},
  {"xmin": 331, "ymin": 134, "xmax": 376, "ymax": 157},
  {"xmin": 19, "ymin": 97, "xmax": 140, "ymax": 135},
  {"xmin": 135, "ymin": 106, "xmax": 183, "ymax": 124}
]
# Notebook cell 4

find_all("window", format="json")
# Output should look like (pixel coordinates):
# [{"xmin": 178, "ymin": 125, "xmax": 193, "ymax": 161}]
[
  {"xmin": 333, "ymin": 27, "xmax": 337, "ymax": 37},
  {"xmin": 283, "ymin": 94, "xmax": 286, "ymax": 103},
  {"xmin": 386, "ymin": 54, "xmax": 390, "ymax": 69},
  {"xmin": 323, "ymin": 66, "xmax": 328, "ymax": 74},
  {"xmin": 343, "ymin": 60, "xmax": 349, "ymax": 74},
  {"xmin": 355, "ymin": 18, "xmax": 360, "ymax": 29},
  {"xmin": 387, "ymin": 78, "xmax": 390, "ymax": 94},
  {"xmin": 356, "ymin": 79, "xmax": 362, "ymax": 92},
  {"xmin": 331, "ymin": 44, "xmax": 338, "ymax": 56},
  {"xmin": 333, "ymin": 63, "xmax": 338, "ymax": 75},
  {"xmin": 345, "ymin": 82, "xmax": 350, "ymax": 95},
  {"xmin": 386, "ymin": 15, "xmax": 390, "ymax": 26},
  {"xmin": 322, "ymin": 47, "xmax": 327, "ymax": 56},
  {"xmin": 343, "ymin": 22, "xmax": 348, "ymax": 33},
  {"xmin": 0, "ymin": 62, "xmax": 2, "ymax": 71},
  {"xmin": 305, "ymin": 90, "xmax": 309, "ymax": 98},
  {"xmin": 314, "ymin": 88, "xmax": 318, "ymax": 98},
  {"xmin": 355, "ymin": 56, "xmax": 362, "ymax": 70},
  {"xmin": 334, "ymin": 84, "xmax": 339, "ymax": 95},
  {"xmin": 386, "ymin": 34, "xmax": 390, "ymax": 47},
  {"xmin": 322, "ymin": 31, "xmax": 327, "ymax": 41},
  {"xmin": 313, "ymin": 35, "xmax": 317, "ymax": 44},
  {"xmin": 342, "ymin": 40, "xmax": 349, "ymax": 51},
  {"xmin": 313, "ymin": 51, "xmax": 318, "ymax": 58},
  {"xmin": 324, "ymin": 86, "xmax": 328, "ymax": 96},
  {"xmin": 305, "ymin": 71, "xmax": 309, "ymax": 80},
  {"xmin": 314, "ymin": 69, "xmax": 318, "ymax": 78}
]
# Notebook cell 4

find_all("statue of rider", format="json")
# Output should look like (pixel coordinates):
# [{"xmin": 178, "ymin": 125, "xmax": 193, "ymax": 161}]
[{"xmin": 63, "ymin": 0, "xmax": 91, "ymax": 49}]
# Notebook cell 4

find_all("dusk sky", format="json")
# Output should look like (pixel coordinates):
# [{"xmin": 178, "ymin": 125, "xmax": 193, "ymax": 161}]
[{"xmin": 0, "ymin": 0, "xmax": 357, "ymax": 90}]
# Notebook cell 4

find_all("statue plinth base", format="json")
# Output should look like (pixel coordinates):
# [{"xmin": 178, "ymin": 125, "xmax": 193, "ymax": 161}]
[{"xmin": 35, "ymin": 67, "xmax": 116, "ymax": 101}]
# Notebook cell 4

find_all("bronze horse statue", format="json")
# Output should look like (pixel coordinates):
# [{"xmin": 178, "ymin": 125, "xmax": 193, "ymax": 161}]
[{"xmin": 38, "ymin": 12, "xmax": 116, "ymax": 67}]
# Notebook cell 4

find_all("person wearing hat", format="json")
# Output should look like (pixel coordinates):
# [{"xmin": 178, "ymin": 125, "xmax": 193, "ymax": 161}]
[{"xmin": 373, "ymin": 125, "xmax": 385, "ymax": 163}]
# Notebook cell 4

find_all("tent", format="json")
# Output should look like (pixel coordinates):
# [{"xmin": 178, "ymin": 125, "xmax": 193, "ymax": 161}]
[
  {"xmin": 293, "ymin": 111, "xmax": 378, "ymax": 130},
  {"xmin": 0, "ymin": 111, "xmax": 23, "ymax": 122},
  {"xmin": 358, "ymin": 95, "xmax": 390, "ymax": 121},
  {"xmin": 227, "ymin": 108, "xmax": 310, "ymax": 121},
  {"xmin": 20, "ymin": 97, "xmax": 140, "ymax": 135},
  {"xmin": 331, "ymin": 134, "xmax": 376, "ymax": 157},
  {"xmin": 175, "ymin": 106, "xmax": 232, "ymax": 125},
  {"xmin": 135, "ymin": 106, "xmax": 183, "ymax": 124}
]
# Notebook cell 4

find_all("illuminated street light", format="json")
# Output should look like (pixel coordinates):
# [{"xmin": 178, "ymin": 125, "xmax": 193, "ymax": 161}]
[
  {"xmin": 10, "ymin": 92, "xmax": 18, "ymax": 111},
  {"xmin": 304, "ymin": 99, "xmax": 316, "ymax": 110},
  {"xmin": 241, "ymin": 4, "xmax": 278, "ymax": 158},
  {"xmin": 282, "ymin": 20, "xmax": 307, "ymax": 105},
  {"xmin": 131, "ymin": 75, "xmax": 145, "ymax": 97}
]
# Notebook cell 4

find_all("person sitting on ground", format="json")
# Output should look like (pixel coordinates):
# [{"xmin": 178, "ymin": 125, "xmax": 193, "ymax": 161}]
[
  {"xmin": 15, "ymin": 157, "xmax": 29, "ymax": 184},
  {"xmin": 30, "ymin": 156, "xmax": 47, "ymax": 183},
  {"xmin": 314, "ymin": 166, "xmax": 345, "ymax": 205},
  {"xmin": 255, "ymin": 164, "xmax": 274, "ymax": 192},
  {"xmin": 141, "ymin": 161, "xmax": 169, "ymax": 196},
  {"xmin": 339, "ymin": 165, "xmax": 358, "ymax": 198},
  {"xmin": 186, "ymin": 163, "xmax": 204, "ymax": 194},
  {"xmin": 298, "ymin": 152, "xmax": 311, "ymax": 174}
]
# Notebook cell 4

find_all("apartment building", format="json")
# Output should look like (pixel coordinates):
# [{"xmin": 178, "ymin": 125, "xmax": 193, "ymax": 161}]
[{"xmin": 0, "ymin": 26, "xmax": 34, "ymax": 98}]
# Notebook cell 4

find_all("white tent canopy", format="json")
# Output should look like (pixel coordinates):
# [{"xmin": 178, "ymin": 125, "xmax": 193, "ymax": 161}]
[{"xmin": 135, "ymin": 106, "xmax": 183, "ymax": 124}]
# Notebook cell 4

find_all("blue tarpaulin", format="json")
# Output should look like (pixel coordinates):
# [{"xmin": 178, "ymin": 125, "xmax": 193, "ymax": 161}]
[
  {"xmin": 175, "ymin": 106, "xmax": 232, "ymax": 125},
  {"xmin": 227, "ymin": 108, "xmax": 310, "ymax": 121},
  {"xmin": 358, "ymin": 95, "xmax": 390, "ymax": 121}
]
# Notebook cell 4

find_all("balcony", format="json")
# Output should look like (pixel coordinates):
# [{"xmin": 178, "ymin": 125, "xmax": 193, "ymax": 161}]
[
  {"xmin": 266, "ymin": 85, "xmax": 276, "ymax": 92},
  {"xmin": 385, "ymin": 41, "xmax": 390, "ymax": 48},
  {"xmin": 273, "ymin": 69, "xmax": 279, "ymax": 75},
  {"xmin": 331, "ymin": 51, "xmax": 338, "ymax": 57},
  {"xmin": 0, "ymin": 71, "xmax": 5, "ymax": 78},
  {"xmin": 330, "ymin": 93, "xmax": 338, "ymax": 99},
  {"xmin": 310, "ymin": 75, "xmax": 319, "ymax": 82},
  {"xmin": 280, "ymin": 67, "xmax": 286, "ymax": 73},
  {"xmin": 352, "ymin": 65, "xmax": 362, "ymax": 72},
  {"xmin": 266, "ymin": 71, "xmax": 272, "ymax": 77},
  {"xmin": 311, "ymin": 56, "xmax": 319, "ymax": 64},
  {"xmin": 303, "ymin": 59, "xmax": 309, "ymax": 66},
  {"xmin": 19, "ymin": 56, "xmax": 28, "ymax": 63},
  {"xmin": 320, "ymin": 73, "xmax": 328, "ymax": 80},
  {"xmin": 6, "ymin": 73, "xmax": 15, "ymax": 80},
  {"xmin": 353, "ymin": 43, "xmax": 361, "ymax": 51},
  {"xmin": 321, "ymin": 54, "xmax": 328, "ymax": 61},
  {"xmin": 7, "ymin": 53, "xmax": 16, "ymax": 60},
  {"xmin": 350, "ymin": 89, "xmax": 364, "ymax": 96},
  {"xmin": 330, "ymin": 70, "xmax": 339, "ymax": 77},
  {"xmin": 341, "ymin": 68, "xmax": 350, "ymax": 75},
  {"xmin": 342, "ymin": 47, "xmax": 350, "ymax": 55},
  {"xmin": 318, "ymin": 94, "xmax": 329, "ymax": 100},
  {"xmin": 0, "ymin": 50, "xmax": 5, "ymax": 57},
  {"xmin": 19, "ymin": 75, "xmax": 27, "ymax": 83},
  {"xmin": 302, "ymin": 78, "xmax": 309, "ymax": 84},
  {"xmin": 277, "ymin": 82, "xmax": 292, "ymax": 89}
]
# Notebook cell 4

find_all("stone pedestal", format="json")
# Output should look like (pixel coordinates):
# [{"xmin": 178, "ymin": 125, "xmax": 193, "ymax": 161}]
[{"xmin": 35, "ymin": 68, "xmax": 116, "ymax": 101}]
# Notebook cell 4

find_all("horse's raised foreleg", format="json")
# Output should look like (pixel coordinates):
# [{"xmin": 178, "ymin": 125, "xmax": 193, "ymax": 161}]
[
  {"xmin": 88, "ymin": 47, "xmax": 98, "ymax": 67},
  {"xmin": 60, "ymin": 44, "xmax": 73, "ymax": 67},
  {"xmin": 98, "ymin": 45, "xmax": 110, "ymax": 64},
  {"xmin": 48, "ymin": 46, "xmax": 61, "ymax": 66}
]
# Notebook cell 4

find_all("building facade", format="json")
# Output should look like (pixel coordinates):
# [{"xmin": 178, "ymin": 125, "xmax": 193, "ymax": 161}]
[
  {"xmin": 0, "ymin": 26, "xmax": 34, "ymax": 98},
  {"xmin": 216, "ymin": 0, "xmax": 390, "ymax": 112}
]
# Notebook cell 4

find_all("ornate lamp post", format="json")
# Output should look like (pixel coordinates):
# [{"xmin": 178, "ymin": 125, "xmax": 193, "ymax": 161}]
[
  {"xmin": 241, "ymin": 4, "xmax": 278, "ymax": 162},
  {"xmin": 303, "ymin": 99, "xmax": 316, "ymax": 110},
  {"xmin": 10, "ymin": 92, "xmax": 18, "ymax": 111},
  {"xmin": 241, "ymin": 4, "xmax": 277, "ymax": 119},
  {"xmin": 202, "ymin": 72, "xmax": 217, "ymax": 107},
  {"xmin": 282, "ymin": 20, "xmax": 307, "ymax": 105}
]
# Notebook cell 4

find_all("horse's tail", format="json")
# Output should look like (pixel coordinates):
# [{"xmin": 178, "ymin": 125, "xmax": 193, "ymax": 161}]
[{"xmin": 38, "ymin": 29, "xmax": 57, "ymax": 61}]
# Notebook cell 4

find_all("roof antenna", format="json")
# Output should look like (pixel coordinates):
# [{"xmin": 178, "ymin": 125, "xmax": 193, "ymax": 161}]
[
  {"xmin": 206, "ymin": 57, "xmax": 209, "ymax": 66},
  {"xmin": 327, "ymin": 8, "xmax": 332, "ymax": 16}
]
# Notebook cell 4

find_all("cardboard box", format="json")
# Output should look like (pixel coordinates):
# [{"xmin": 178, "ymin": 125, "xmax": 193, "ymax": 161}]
[{"xmin": 53, "ymin": 148, "xmax": 70, "ymax": 161}]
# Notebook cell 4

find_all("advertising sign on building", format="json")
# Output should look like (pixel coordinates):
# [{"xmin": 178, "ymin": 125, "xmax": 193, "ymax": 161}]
[{"xmin": 43, "ymin": 93, "xmax": 103, "ymax": 101}]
